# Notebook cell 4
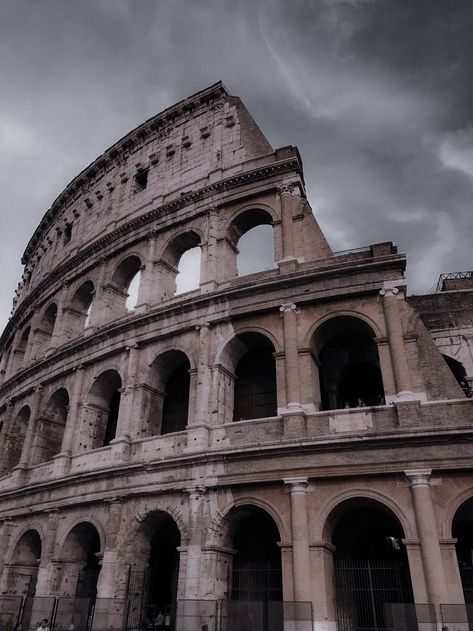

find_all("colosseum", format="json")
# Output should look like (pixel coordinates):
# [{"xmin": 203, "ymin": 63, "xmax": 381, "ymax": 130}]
[{"xmin": 0, "ymin": 82, "xmax": 472, "ymax": 631}]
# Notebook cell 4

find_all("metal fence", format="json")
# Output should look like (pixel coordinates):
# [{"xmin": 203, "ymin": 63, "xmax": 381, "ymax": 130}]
[
  {"xmin": 440, "ymin": 603, "xmax": 473, "ymax": 630},
  {"xmin": 219, "ymin": 600, "xmax": 312, "ymax": 631}
]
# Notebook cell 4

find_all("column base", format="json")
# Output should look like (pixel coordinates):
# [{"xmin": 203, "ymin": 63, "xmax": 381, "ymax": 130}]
[
  {"xmin": 11, "ymin": 464, "xmax": 27, "ymax": 486},
  {"xmin": 281, "ymin": 407, "xmax": 306, "ymax": 436},
  {"xmin": 134, "ymin": 302, "xmax": 151, "ymax": 315},
  {"xmin": 184, "ymin": 425, "xmax": 210, "ymax": 452},
  {"xmin": 277, "ymin": 258, "xmax": 298, "ymax": 273},
  {"xmin": 110, "ymin": 435, "xmax": 131, "ymax": 462},
  {"xmin": 52, "ymin": 451, "xmax": 72, "ymax": 475}
]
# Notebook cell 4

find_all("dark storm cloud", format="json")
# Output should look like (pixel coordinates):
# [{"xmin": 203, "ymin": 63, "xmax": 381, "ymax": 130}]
[{"xmin": 1, "ymin": 0, "xmax": 472, "ymax": 330}]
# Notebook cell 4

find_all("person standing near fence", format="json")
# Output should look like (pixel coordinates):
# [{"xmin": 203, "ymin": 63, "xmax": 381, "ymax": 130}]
[{"xmin": 154, "ymin": 611, "xmax": 164, "ymax": 630}]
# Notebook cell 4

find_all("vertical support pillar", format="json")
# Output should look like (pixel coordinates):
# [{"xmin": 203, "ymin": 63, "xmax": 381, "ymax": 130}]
[
  {"xmin": 201, "ymin": 206, "xmax": 220, "ymax": 291},
  {"xmin": 56, "ymin": 365, "xmax": 86, "ymax": 471},
  {"xmin": 111, "ymin": 344, "xmax": 140, "ymax": 461},
  {"xmin": 135, "ymin": 231, "xmax": 158, "ymax": 313},
  {"xmin": 280, "ymin": 304, "xmax": 302, "ymax": 411},
  {"xmin": 0, "ymin": 520, "xmax": 15, "ymax": 590},
  {"xmin": 183, "ymin": 487, "xmax": 206, "ymax": 599},
  {"xmin": 310, "ymin": 542, "xmax": 337, "ymax": 631},
  {"xmin": 405, "ymin": 469, "xmax": 450, "ymax": 615},
  {"xmin": 35, "ymin": 511, "xmax": 60, "ymax": 596},
  {"xmin": 0, "ymin": 401, "xmax": 14, "ymax": 467},
  {"xmin": 14, "ymin": 385, "xmax": 44, "ymax": 480},
  {"xmin": 88, "ymin": 257, "xmax": 108, "ymax": 329},
  {"xmin": 379, "ymin": 284, "xmax": 414, "ymax": 400},
  {"xmin": 187, "ymin": 323, "xmax": 211, "ymax": 451},
  {"xmin": 278, "ymin": 185, "xmax": 296, "ymax": 263},
  {"xmin": 97, "ymin": 498, "xmax": 123, "ymax": 599},
  {"xmin": 284, "ymin": 477, "xmax": 313, "ymax": 603},
  {"xmin": 50, "ymin": 284, "xmax": 67, "ymax": 350}
]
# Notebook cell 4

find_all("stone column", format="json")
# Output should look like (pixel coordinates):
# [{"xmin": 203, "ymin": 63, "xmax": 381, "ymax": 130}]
[
  {"xmin": 49, "ymin": 284, "xmax": 68, "ymax": 350},
  {"xmin": 0, "ymin": 401, "xmax": 14, "ymax": 465},
  {"xmin": 278, "ymin": 185, "xmax": 296, "ymax": 262},
  {"xmin": 88, "ymin": 257, "xmax": 108, "ymax": 329},
  {"xmin": 0, "ymin": 520, "xmax": 15, "ymax": 590},
  {"xmin": 183, "ymin": 487, "xmax": 206, "ymax": 599},
  {"xmin": 310, "ymin": 542, "xmax": 337, "ymax": 630},
  {"xmin": 35, "ymin": 511, "xmax": 60, "ymax": 596},
  {"xmin": 201, "ymin": 207, "xmax": 220, "ymax": 291},
  {"xmin": 379, "ymin": 285, "xmax": 414, "ymax": 400},
  {"xmin": 280, "ymin": 304, "xmax": 302, "ymax": 411},
  {"xmin": 187, "ymin": 323, "xmax": 211, "ymax": 451},
  {"xmin": 135, "ymin": 231, "xmax": 158, "ymax": 313},
  {"xmin": 96, "ymin": 498, "xmax": 123, "ymax": 599},
  {"xmin": 284, "ymin": 477, "xmax": 312, "ymax": 603},
  {"xmin": 15, "ymin": 385, "xmax": 44, "ymax": 477},
  {"xmin": 405, "ymin": 469, "xmax": 449, "ymax": 612},
  {"xmin": 111, "ymin": 344, "xmax": 140, "ymax": 461},
  {"xmin": 56, "ymin": 365, "xmax": 86, "ymax": 471}
]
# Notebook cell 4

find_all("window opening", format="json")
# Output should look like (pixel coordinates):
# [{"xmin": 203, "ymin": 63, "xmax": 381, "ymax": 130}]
[
  {"xmin": 161, "ymin": 364, "xmax": 190, "ymax": 435},
  {"xmin": 175, "ymin": 246, "xmax": 201, "ymax": 294},
  {"xmin": 134, "ymin": 169, "xmax": 149, "ymax": 192},
  {"xmin": 233, "ymin": 348, "xmax": 277, "ymax": 421}
]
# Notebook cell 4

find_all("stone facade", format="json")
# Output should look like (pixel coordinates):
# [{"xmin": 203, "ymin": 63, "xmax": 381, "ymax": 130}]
[{"xmin": 0, "ymin": 82, "xmax": 472, "ymax": 631}]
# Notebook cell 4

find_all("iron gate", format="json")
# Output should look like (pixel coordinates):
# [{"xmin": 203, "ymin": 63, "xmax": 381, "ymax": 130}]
[
  {"xmin": 459, "ymin": 564, "xmax": 473, "ymax": 604},
  {"xmin": 334, "ymin": 559, "xmax": 413, "ymax": 631}
]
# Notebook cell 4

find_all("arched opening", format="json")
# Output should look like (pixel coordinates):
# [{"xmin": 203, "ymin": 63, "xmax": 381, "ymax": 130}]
[
  {"xmin": 311, "ymin": 316, "xmax": 385, "ymax": 410},
  {"xmin": 443, "ymin": 355, "xmax": 471, "ymax": 397},
  {"xmin": 230, "ymin": 333, "xmax": 277, "ymax": 422},
  {"xmin": 160, "ymin": 231, "xmax": 202, "ymax": 299},
  {"xmin": 81, "ymin": 370, "xmax": 122, "ymax": 450},
  {"xmin": 2, "ymin": 405, "xmax": 30, "ymax": 473},
  {"xmin": 40, "ymin": 303, "xmax": 57, "ymax": 336},
  {"xmin": 14, "ymin": 325, "xmax": 31, "ymax": 371},
  {"xmin": 224, "ymin": 505, "xmax": 283, "ymax": 631},
  {"xmin": 110, "ymin": 255, "xmax": 142, "ymax": 315},
  {"xmin": 146, "ymin": 351, "xmax": 190, "ymax": 436},
  {"xmin": 8, "ymin": 530, "xmax": 42, "ymax": 596},
  {"xmin": 32, "ymin": 388, "xmax": 69, "ymax": 464},
  {"xmin": 126, "ymin": 512, "xmax": 181, "ymax": 630},
  {"xmin": 65, "ymin": 281, "xmax": 95, "ymax": 338},
  {"xmin": 227, "ymin": 210, "xmax": 274, "ymax": 279},
  {"xmin": 59, "ymin": 523, "xmax": 101, "ymax": 598},
  {"xmin": 176, "ymin": 247, "xmax": 201, "ymax": 294},
  {"xmin": 453, "ymin": 497, "xmax": 473, "ymax": 603},
  {"xmin": 330, "ymin": 500, "xmax": 413, "ymax": 631}
]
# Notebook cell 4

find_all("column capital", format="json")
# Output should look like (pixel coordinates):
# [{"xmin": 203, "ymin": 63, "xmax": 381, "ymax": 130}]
[
  {"xmin": 284, "ymin": 476, "xmax": 309, "ymax": 493},
  {"xmin": 379, "ymin": 287, "xmax": 399, "ymax": 298},
  {"xmin": 185, "ymin": 485, "xmax": 206, "ymax": 499},
  {"xmin": 277, "ymin": 184, "xmax": 296, "ymax": 198},
  {"xmin": 279, "ymin": 303, "xmax": 298, "ymax": 315},
  {"xmin": 195, "ymin": 321, "xmax": 211, "ymax": 331},
  {"xmin": 405, "ymin": 468, "xmax": 432, "ymax": 487}
]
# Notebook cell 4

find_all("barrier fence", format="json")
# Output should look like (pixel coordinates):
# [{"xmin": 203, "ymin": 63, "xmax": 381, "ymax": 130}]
[{"xmin": 5, "ymin": 596, "xmax": 473, "ymax": 631}]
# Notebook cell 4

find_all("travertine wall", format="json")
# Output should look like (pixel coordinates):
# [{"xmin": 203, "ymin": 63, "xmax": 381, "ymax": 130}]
[{"xmin": 0, "ymin": 83, "xmax": 472, "ymax": 631}]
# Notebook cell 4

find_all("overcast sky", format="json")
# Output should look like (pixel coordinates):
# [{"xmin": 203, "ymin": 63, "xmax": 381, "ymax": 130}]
[{"xmin": 1, "ymin": 0, "xmax": 473, "ymax": 332}]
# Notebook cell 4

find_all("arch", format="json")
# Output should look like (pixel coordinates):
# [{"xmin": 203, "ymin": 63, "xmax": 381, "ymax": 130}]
[
  {"xmin": 57, "ymin": 521, "xmax": 102, "ymax": 598},
  {"xmin": 39, "ymin": 302, "xmax": 58, "ymax": 336},
  {"xmin": 317, "ymin": 489, "xmax": 415, "ymax": 542},
  {"xmin": 209, "ymin": 497, "xmax": 288, "ymax": 548},
  {"xmin": 65, "ymin": 280, "xmax": 95, "ymax": 337},
  {"xmin": 109, "ymin": 255, "xmax": 143, "ymax": 314},
  {"xmin": 81, "ymin": 369, "xmax": 122, "ymax": 449},
  {"xmin": 327, "ymin": 495, "xmax": 414, "ymax": 630},
  {"xmin": 443, "ymin": 489, "xmax": 473, "ymax": 540},
  {"xmin": 145, "ymin": 350, "xmax": 191, "ymax": 436},
  {"xmin": 160, "ymin": 230, "xmax": 202, "ymax": 298},
  {"xmin": 7, "ymin": 528, "xmax": 42, "ymax": 596},
  {"xmin": 32, "ymin": 387, "xmax": 69, "ymax": 464},
  {"xmin": 225, "ymin": 208, "xmax": 275, "ymax": 279},
  {"xmin": 122, "ymin": 509, "xmax": 183, "ymax": 625},
  {"xmin": 2, "ymin": 405, "xmax": 30, "ymax": 473},
  {"xmin": 310, "ymin": 315, "xmax": 385, "ymax": 410},
  {"xmin": 451, "ymin": 495, "xmax": 473, "ymax": 603},
  {"xmin": 304, "ymin": 310, "xmax": 382, "ymax": 348}
]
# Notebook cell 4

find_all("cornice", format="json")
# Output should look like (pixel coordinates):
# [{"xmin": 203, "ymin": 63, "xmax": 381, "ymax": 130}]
[{"xmin": 3, "ymin": 155, "xmax": 301, "ymax": 346}]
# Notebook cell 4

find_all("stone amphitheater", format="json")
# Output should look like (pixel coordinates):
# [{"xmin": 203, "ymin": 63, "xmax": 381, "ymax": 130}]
[{"xmin": 0, "ymin": 82, "xmax": 472, "ymax": 631}]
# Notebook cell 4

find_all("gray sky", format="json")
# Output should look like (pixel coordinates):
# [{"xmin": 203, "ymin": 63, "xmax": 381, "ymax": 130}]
[{"xmin": 1, "ymin": 0, "xmax": 473, "ymax": 332}]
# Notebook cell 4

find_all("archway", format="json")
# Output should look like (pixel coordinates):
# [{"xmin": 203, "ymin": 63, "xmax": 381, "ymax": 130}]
[
  {"xmin": 311, "ymin": 316, "xmax": 385, "ymax": 410},
  {"xmin": 160, "ymin": 231, "xmax": 202, "ymax": 299},
  {"xmin": 59, "ymin": 523, "xmax": 101, "ymax": 598},
  {"xmin": 126, "ymin": 512, "xmax": 181, "ymax": 631},
  {"xmin": 109, "ymin": 255, "xmax": 142, "ymax": 315},
  {"xmin": 2, "ymin": 405, "xmax": 30, "ymax": 473},
  {"xmin": 146, "ymin": 351, "xmax": 191, "ymax": 436},
  {"xmin": 81, "ymin": 370, "xmax": 122, "ymax": 450},
  {"xmin": 452, "ymin": 497, "xmax": 473, "ymax": 603},
  {"xmin": 8, "ymin": 530, "xmax": 42, "ymax": 596},
  {"xmin": 329, "ymin": 499, "xmax": 413, "ymax": 631},
  {"xmin": 33, "ymin": 388, "xmax": 69, "ymax": 464},
  {"xmin": 223, "ymin": 505, "xmax": 283, "ymax": 631},
  {"xmin": 219, "ymin": 332, "xmax": 277, "ymax": 423},
  {"xmin": 64, "ymin": 281, "xmax": 95, "ymax": 338},
  {"xmin": 227, "ymin": 210, "xmax": 274, "ymax": 279}
]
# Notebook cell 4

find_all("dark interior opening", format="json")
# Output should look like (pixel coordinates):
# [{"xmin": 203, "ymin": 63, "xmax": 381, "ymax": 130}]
[
  {"xmin": 233, "ymin": 348, "xmax": 277, "ymax": 421},
  {"xmin": 161, "ymin": 363, "xmax": 190, "ymax": 435},
  {"xmin": 453, "ymin": 498, "xmax": 473, "ymax": 603},
  {"xmin": 103, "ymin": 388, "xmax": 121, "ymax": 446}
]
